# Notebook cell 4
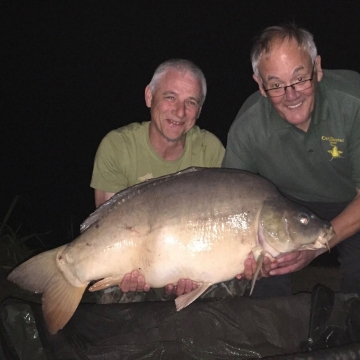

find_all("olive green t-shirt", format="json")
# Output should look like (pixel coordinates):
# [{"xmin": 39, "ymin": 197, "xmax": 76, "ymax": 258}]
[
  {"xmin": 223, "ymin": 69, "xmax": 360, "ymax": 202},
  {"xmin": 91, "ymin": 121, "xmax": 225, "ymax": 193}
]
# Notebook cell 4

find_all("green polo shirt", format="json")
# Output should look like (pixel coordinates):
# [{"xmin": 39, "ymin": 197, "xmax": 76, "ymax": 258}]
[
  {"xmin": 91, "ymin": 121, "xmax": 225, "ymax": 193},
  {"xmin": 223, "ymin": 70, "xmax": 360, "ymax": 202}
]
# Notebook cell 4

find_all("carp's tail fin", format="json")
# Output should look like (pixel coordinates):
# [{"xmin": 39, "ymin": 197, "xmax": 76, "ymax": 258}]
[{"xmin": 7, "ymin": 246, "xmax": 87, "ymax": 334}]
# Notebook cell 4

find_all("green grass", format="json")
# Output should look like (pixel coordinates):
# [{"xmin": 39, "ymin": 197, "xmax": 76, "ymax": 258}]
[{"xmin": 0, "ymin": 196, "xmax": 46, "ymax": 269}]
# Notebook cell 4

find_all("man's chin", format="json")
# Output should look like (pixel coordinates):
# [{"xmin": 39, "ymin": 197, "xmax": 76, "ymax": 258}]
[
  {"xmin": 283, "ymin": 115, "xmax": 311, "ymax": 130},
  {"xmin": 163, "ymin": 132, "xmax": 186, "ymax": 142}
]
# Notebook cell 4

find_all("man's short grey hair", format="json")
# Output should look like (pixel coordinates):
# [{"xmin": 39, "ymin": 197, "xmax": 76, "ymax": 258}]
[
  {"xmin": 148, "ymin": 59, "xmax": 207, "ymax": 105},
  {"xmin": 251, "ymin": 23, "xmax": 318, "ymax": 77}
]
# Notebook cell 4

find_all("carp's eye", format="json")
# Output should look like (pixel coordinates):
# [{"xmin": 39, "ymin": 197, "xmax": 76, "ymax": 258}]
[{"xmin": 299, "ymin": 214, "xmax": 310, "ymax": 225}]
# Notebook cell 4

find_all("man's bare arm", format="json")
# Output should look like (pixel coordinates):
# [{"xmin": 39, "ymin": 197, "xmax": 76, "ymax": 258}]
[
  {"xmin": 329, "ymin": 188, "xmax": 360, "ymax": 245},
  {"xmin": 94, "ymin": 189, "xmax": 115, "ymax": 208}
]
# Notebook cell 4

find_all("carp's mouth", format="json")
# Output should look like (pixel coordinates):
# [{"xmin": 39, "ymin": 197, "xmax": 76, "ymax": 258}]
[
  {"xmin": 258, "ymin": 225, "xmax": 334, "ymax": 258},
  {"xmin": 296, "ymin": 226, "xmax": 334, "ymax": 252},
  {"xmin": 317, "ymin": 228, "xmax": 331, "ymax": 248}
]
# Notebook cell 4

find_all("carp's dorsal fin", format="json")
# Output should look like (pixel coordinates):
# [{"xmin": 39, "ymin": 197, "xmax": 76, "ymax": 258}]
[
  {"xmin": 80, "ymin": 167, "xmax": 204, "ymax": 233},
  {"xmin": 175, "ymin": 282, "xmax": 211, "ymax": 311},
  {"xmin": 249, "ymin": 250, "xmax": 266, "ymax": 295}
]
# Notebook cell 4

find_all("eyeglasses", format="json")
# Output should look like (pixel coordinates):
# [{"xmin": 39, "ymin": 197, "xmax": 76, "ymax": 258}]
[{"xmin": 263, "ymin": 63, "xmax": 316, "ymax": 97}]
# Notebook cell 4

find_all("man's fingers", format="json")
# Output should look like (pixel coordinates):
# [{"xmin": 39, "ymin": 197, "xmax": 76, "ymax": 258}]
[
  {"xmin": 270, "ymin": 265, "xmax": 295, "ymax": 275},
  {"xmin": 183, "ymin": 279, "xmax": 193, "ymax": 295},
  {"xmin": 269, "ymin": 251, "xmax": 317, "ymax": 275},
  {"xmin": 120, "ymin": 270, "xmax": 150, "ymax": 292},
  {"xmin": 273, "ymin": 252, "xmax": 300, "ymax": 266},
  {"xmin": 242, "ymin": 253, "xmax": 276, "ymax": 280},
  {"xmin": 120, "ymin": 273, "xmax": 132, "ymax": 292},
  {"xmin": 131, "ymin": 272, "xmax": 144, "ymax": 292},
  {"xmin": 128, "ymin": 270, "xmax": 140, "ymax": 292},
  {"xmin": 178, "ymin": 279, "xmax": 198, "ymax": 296},
  {"xmin": 120, "ymin": 270, "xmax": 140, "ymax": 292},
  {"xmin": 175, "ymin": 279, "xmax": 186, "ymax": 296},
  {"xmin": 242, "ymin": 258, "xmax": 253, "ymax": 280},
  {"xmin": 165, "ymin": 284, "xmax": 176, "ymax": 295},
  {"xmin": 270, "ymin": 260, "xmax": 306, "ymax": 275},
  {"xmin": 164, "ymin": 279, "xmax": 198, "ymax": 296},
  {"xmin": 261, "ymin": 256, "xmax": 272, "ymax": 276}
]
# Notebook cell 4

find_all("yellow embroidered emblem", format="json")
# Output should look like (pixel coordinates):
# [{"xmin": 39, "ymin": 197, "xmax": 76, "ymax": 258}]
[
  {"xmin": 328, "ymin": 146, "xmax": 343, "ymax": 161},
  {"xmin": 321, "ymin": 136, "xmax": 345, "ymax": 161}
]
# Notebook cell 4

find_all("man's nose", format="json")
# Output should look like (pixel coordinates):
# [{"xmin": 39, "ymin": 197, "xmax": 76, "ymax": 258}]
[
  {"xmin": 174, "ymin": 101, "xmax": 186, "ymax": 118},
  {"xmin": 284, "ymin": 85, "xmax": 298, "ymax": 100}
]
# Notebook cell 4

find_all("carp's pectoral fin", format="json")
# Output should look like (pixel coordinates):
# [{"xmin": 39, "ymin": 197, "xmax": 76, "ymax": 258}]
[
  {"xmin": 175, "ymin": 282, "xmax": 211, "ymax": 311},
  {"xmin": 249, "ymin": 250, "xmax": 265, "ymax": 296},
  {"xmin": 88, "ymin": 277, "xmax": 122, "ymax": 291}
]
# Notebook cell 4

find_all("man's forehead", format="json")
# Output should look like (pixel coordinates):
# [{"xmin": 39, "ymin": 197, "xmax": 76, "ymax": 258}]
[
  {"xmin": 159, "ymin": 69, "xmax": 201, "ymax": 94},
  {"xmin": 261, "ymin": 38, "xmax": 309, "ymax": 62},
  {"xmin": 162, "ymin": 68, "xmax": 196, "ymax": 82},
  {"xmin": 258, "ymin": 39, "xmax": 312, "ymax": 73}
]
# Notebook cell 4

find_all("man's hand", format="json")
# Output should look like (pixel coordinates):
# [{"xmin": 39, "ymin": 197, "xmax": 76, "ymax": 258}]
[
  {"xmin": 165, "ymin": 279, "xmax": 198, "ymax": 296},
  {"xmin": 240, "ymin": 252, "xmax": 272, "ymax": 280},
  {"xmin": 119, "ymin": 270, "xmax": 150, "ymax": 293},
  {"xmin": 119, "ymin": 272, "xmax": 198, "ymax": 296},
  {"xmin": 269, "ymin": 250, "xmax": 322, "ymax": 275}
]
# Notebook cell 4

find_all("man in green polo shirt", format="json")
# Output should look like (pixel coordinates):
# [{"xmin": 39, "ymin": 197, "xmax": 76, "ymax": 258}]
[
  {"xmin": 223, "ymin": 24, "xmax": 360, "ymax": 296},
  {"xmin": 90, "ymin": 59, "xmax": 247, "ymax": 303}
]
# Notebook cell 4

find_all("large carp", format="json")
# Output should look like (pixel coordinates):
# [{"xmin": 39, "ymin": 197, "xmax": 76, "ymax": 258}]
[{"xmin": 8, "ymin": 167, "xmax": 334, "ymax": 334}]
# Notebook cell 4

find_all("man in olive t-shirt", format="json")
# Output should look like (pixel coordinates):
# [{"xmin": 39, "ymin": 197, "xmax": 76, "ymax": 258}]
[
  {"xmin": 89, "ymin": 59, "xmax": 247, "ymax": 304},
  {"xmin": 91, "ymin": 121, "xmax": 224, "ymax": 195}
]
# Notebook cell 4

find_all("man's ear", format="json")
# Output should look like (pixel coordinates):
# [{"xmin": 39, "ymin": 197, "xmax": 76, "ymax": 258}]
[
  {"xmin": 196, "ymin": 105, "xmax": 202, "ymax": 120},
  {"xmin": 144, "ymin": 85, "xmax": 153, "ymax": 108},
  {"xmin": 253, "ymin": 74, "xmax": 267, "ymax": 97},
  {"xmin": 315, "ymin": 55, "xmax": 323, "ymax": 82}
]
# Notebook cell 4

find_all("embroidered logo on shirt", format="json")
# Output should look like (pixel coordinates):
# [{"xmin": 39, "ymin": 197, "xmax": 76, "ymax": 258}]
[
  {"xmin": 327, "ymin": 146, "xmax": 343, "ymax": 161},
  {"xmin": 321, "ymin": 136, "xmax": 345, "ymax": 161},
  {"xmin": 138, "ymin": 173, "xmax": 154, "ymax": 182}
]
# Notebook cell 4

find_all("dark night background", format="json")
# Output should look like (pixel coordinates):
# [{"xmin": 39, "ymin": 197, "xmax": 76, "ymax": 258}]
[{"xmin": 2, "ymin": 1, "xmax": 360, "ymax": 249}]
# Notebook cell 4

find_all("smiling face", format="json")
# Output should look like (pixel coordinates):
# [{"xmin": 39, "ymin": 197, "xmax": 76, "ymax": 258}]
[
  {"xmin": 253, "ymin": 38, "xmax": 323, "ymax": 132},
  {"xmin": 145, "ymin": 69, "xmax": 203, "ymax": 143}
]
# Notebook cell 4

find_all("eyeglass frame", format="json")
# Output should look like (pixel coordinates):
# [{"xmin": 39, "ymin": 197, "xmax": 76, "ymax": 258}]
[{"xmin": 262, "ymin": 62, "xmax": 316, "ymax": 97}]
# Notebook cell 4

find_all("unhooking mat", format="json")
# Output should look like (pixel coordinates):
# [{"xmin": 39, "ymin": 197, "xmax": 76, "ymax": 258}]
[{"xmin": 1, "ymin": 285, "xmax": 360, "ymax": 360}]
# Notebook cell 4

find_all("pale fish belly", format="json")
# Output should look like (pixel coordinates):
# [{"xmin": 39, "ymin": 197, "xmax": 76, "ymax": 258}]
[{"xmin": 140, "ymin": 218, "xmax": 257, "ymax": 287}]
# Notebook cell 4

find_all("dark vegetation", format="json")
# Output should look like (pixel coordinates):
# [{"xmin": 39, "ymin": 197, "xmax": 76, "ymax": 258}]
[{"xmin": 0, "ymin": 196, "xmax": 46, "ymax": 270}]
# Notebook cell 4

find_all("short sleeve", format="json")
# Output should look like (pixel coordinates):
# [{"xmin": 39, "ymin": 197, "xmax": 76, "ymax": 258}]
[{"xmin": 90, "ymin": 132, "xmax": 129, "ymax": 193}]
